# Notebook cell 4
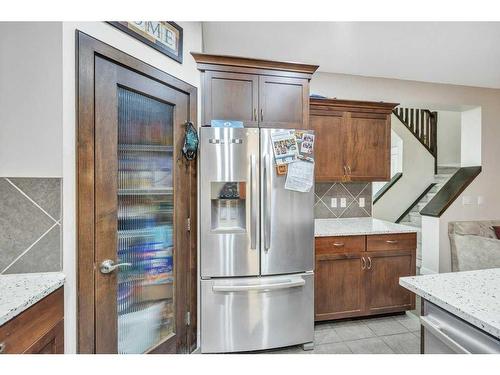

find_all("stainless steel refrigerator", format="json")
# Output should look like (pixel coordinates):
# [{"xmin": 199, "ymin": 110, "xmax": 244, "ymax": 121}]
[{"xmin": 200, "ymin": 127, "xmax": 314, "ymax": 353}]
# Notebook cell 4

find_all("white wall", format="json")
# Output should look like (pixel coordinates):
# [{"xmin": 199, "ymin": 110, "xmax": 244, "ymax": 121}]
[
  {"xmin": 461, "ymin": 107, "xmax": 482, "ymax": 167},
  {"xmin": 311, "ymin": 72, "xmax": 499, "ymax": 273},
  {"xmin": 373, "ymin": 115, "xmax": 435, "ymax": 222},
  {"xmin": 60, "ymin": 21, "xmax": 203, "ymax": 353},
  {"xmin": 437, "ymin": 110, "xmax": 462, "ymax": 167},
  {"xmin": 0, "ymin": 22, "xmax": 62, "ymax": 177}
]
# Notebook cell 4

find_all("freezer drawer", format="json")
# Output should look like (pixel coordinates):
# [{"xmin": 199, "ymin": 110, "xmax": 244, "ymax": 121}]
[
  {"xmin": 201, "ymin": 273, "xmax": 314, "ymax": 353},
  {"xmin": 422, "ymin": 301, "xmax": 500, "ymax": 354}
]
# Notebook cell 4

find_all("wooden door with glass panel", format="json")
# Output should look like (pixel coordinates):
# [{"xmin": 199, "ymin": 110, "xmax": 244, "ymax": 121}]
[{"xmin": 94, "ymin": 56, "xmax": 190, "ymax": 354}]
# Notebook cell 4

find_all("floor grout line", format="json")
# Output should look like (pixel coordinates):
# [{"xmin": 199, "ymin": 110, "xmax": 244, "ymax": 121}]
[{"xmin": 4, "ymin": 178, "xmax": 60, "ymax": 224}]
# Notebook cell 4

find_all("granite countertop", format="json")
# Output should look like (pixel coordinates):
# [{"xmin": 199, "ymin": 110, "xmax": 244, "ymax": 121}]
[
  {"xmin": 315, "ymin": 217, "xmax": 419, "ymax": 237},
  {"xmin": 0, "ymin": 272, "xmax": 65, "ymax": 326},
  {"xmin": 400, "ymin": 268, "xmax": 500, "ymax": 339}
]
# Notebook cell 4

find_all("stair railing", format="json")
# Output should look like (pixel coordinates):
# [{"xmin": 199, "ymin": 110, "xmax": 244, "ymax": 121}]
[{"xmin": 393, "ymin": 107, "xmax": 438, "ymax": 174}]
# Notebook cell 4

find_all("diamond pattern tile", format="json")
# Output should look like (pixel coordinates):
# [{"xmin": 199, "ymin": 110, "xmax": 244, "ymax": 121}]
[{"xmin": 0, "ymin": 177, "xmax": 62, "ymax": 274}]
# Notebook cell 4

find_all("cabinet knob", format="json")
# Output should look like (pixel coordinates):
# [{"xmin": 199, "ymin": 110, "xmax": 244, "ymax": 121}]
[
  {"xmin": 386, "ymin": 240, "xmax": 398, "ymax": 244},
  {"xmin": 367, "ymin": 257, "xmax": 372, "ymax": 269},
  {"xmin": 260, "ymin": 109, "xmax": 264, "ymax": 122},
  {"xmin": 253, "ymin": 108, "xmax": 257, "ymax": 121},
  {"xmin": 332, "ymin": 242, "xmax": 344, "ymax": 247},
  {"xmin": 361, "ymin": 257, "xmax": 366, "ymax": 270}
]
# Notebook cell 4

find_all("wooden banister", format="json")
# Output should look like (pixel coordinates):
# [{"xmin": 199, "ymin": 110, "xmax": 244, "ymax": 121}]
[{"xmin": 393, "ymin": 107, "xmax": 438, "ymax": 174}]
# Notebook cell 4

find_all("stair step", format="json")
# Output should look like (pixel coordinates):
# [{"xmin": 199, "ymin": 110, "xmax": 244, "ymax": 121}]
[{"xmin": 420, "ymin": 192, "xmax": 437, "ymax": 203}]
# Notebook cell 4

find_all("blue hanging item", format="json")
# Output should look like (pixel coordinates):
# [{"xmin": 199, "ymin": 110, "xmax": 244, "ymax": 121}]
[{"xmin": 182, "ymin": 121, "xmax": 199, "ymax": 161}]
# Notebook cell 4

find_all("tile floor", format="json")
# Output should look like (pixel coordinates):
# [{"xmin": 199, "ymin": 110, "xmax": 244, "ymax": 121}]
[{"xmin": 265, "ymin": 312, "xmax": 421, "ymax": 354}]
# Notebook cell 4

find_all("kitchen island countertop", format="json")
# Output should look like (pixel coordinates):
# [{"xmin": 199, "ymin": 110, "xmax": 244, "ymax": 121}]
[
  {"xmin": 315, "ymin": 217, "xmax": 419, "ymax": 237},
  {"xmin": 400, "ymin": 268, "xmax": 500, "ymax": 339},
  {"xmin": 0, "ymin": 272, "xmax": 65, "ymax": 326}
]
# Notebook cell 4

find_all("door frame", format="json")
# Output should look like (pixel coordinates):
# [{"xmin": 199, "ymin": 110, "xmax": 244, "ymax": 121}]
[{"xmin": 76, "ymin": 31, "xmax": 198, "ymax": 353}]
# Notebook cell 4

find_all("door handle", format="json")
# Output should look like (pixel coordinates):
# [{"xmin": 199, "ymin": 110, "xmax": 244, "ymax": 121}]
[
  {"xmin": 213, "ymin": 278, "xmax": 305, "ymax": 292},
  {"xmin": 264, "ymin": 154, "xmax": 272, "ymax": 251},
  {"xmin": 367, "ymin": 257, "xmax": 372, "ymax": 269},
  {"xmin": 386, "ymin": 240, "xmax": 399, "ymax": 244},
  {"xmin": 361, "ymin": 257, "xmax": 366, "ymax": 270},
  {"xmin": 260, "ymin": 108, "xmax": 264, "ymax": 122},
  {"xmin": 100, "ymin": 259, "xmax": 132, "ymax": 274},
  {"xmin": 332, "ymin": 242, "xmax": 344, "ymax": 247},
  {"xmin": 250, "ymin": 154, "xmax": 257, "ymax": 250},
  {"xmin": 420, "ymin": 316, "xmax": 471, "ymax": 354},
  {"xmin": 253, "ymin": 108, "xmax": 257, "ymax": 121}
]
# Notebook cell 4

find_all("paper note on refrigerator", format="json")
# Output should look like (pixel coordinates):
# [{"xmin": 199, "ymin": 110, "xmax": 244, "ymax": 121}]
[{"xmin": 285, "ymin": 160, "xmax": 314, "ymax": 192}]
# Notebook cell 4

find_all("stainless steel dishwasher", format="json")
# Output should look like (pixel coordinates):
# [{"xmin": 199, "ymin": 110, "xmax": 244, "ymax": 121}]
[{"xmin": 422, "ymin": 300, "xmax": 500, "ymax": 354}]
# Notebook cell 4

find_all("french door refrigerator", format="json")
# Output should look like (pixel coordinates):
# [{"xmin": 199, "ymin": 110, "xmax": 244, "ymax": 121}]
[{"xmin": 200, "ymin": 127, "xmax": 314, "ymax": 353}]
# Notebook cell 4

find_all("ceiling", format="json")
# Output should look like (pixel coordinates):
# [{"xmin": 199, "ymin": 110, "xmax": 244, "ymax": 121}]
[{"xmin": 202, "ymin": 22, "xmax": 500, "ymax": 89}]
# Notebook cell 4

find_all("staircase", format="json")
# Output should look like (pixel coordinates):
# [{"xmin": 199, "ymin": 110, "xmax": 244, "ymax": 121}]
[
  {"xmin": 393, "ymin": 107, "xmax": 438, "ymax": 173},
  {"xmin": 398, "ymin": 167, "xmax": 458, "ymax": 269}
]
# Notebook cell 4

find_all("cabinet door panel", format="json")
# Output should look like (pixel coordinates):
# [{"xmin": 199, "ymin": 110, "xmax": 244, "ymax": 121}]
[
  {"xmin": 259, "ymin": 76, "xmax": 308, "ymax": 129},
  {"xmin": 310, "ymin": 113, "xmax": 346, "ymax": 181},
  {"xmin": 346, "ymin": 114, "xmax": 390, "ymax": 181},
  {"xmin": 366, "ymin": 251, "xmax": 415, "ymax": 315},
  {"xmin": 315, "ymin": 254, "xmax": 365, "ymax": 321},
  {"xmin": 204, "ymin": 71, "xmax": 258, "ymax": 127}
]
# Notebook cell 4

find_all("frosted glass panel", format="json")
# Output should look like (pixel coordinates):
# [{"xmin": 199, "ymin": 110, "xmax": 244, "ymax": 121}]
[{"xmin": 117, "ymin": 88, "xmax": 174, "ymax": 354}]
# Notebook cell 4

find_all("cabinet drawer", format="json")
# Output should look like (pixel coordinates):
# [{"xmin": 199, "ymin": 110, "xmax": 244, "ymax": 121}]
[
  {"xmin": 366, "ymin": 233, "xmax": 416, "ymax": 252},
  {"xmin": 0, "ymin": 287, "xmax": 64, "ymax": 354},
  {"xmin": 315, "ymin": 235, "xmax": 366, "ymax": 255}
]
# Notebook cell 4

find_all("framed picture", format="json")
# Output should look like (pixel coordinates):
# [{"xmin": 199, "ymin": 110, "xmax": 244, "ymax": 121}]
[{"xmin": 108, "ymin": 21, "xmax": 183, "ymax": 63}]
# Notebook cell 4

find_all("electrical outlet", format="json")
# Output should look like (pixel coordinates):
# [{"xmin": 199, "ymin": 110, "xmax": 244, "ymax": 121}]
[
  {"xmin": 359, "ymin": 197, "xmax": 365, "ymax": 208},
  {"xmin": 340, "ymin": 197, "xmax": 347, "ymax": 208},
  {"xmin": 462, "ymin": 196, "xmax": 472, "ymax": 205},
  {"xmin": 330, "ymin": 198, "xmax": 337, "ymax": 208}
]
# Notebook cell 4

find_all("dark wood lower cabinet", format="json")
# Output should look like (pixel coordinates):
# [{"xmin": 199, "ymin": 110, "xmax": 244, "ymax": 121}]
[
  {"xmin": 315, "ymin": 253, "xmax": 365, "ymax": 320},
  {"xmin": 365, "ymin": 250, "xmax": 416, "ymax": 315},
  {"xmin": 315, "ymin": 233, "xmax": 416, "ymax": 321},
  {"xmin": 0, "ymin": 287, "xmax": 64, "ymax": 354}
]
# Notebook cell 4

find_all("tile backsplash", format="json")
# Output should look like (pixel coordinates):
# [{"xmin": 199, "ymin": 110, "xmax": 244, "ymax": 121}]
[
  {"xmin": 314, "ymin": 182, "xmax": 372, "ymax": 219},
  {"xmin": 0, "ymin": 177, "xmax": 62, "ymax": 274}
]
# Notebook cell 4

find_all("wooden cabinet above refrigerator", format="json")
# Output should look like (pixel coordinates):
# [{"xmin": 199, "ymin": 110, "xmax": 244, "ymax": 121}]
[
  {"xmin": 310, "ymin": 98, "xmax": 399, "ymax": 182},
  {"xmin": 192, "ymin": 53, "xmax": 319, "ymax": 129}
]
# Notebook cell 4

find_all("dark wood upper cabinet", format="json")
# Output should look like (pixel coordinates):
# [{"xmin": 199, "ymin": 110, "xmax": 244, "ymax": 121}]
[
  {"xmin": 310, "ymin": 99, "xmax": 398, "ymax": 182},
  {"xmin": 259, "ymin": 76, "xmax": 309, "ymax": 129},
  {"xmin": 204, "ymin": 71, "xmax": 259, "ymax": 127},
  {"xmin": 310, "ymin": 111, "xmax": 346, "ymax": 180},
  {"xmin": 192, "ymin": 53, "xmax": 318, "ymax": 129}
]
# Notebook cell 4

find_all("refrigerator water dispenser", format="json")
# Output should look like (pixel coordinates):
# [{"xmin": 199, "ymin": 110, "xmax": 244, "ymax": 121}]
[{"xmin": 210, "ymin": 182, "xmax": 246, "ymax": 231}]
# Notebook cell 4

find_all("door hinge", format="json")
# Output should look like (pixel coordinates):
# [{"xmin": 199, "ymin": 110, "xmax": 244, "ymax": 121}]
[
  {"xmin": 186, "ymin": 311, "xmax": 191, "ymax": 326},
  {"xmin": 186, "ymin": 217, "xmax": 191, "ymax": 232}
]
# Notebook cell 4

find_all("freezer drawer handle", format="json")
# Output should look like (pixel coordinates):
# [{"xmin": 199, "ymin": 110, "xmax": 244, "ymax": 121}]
[
  {"xmin": 420, "ymin": 316, "xmax": 471, "ymax": 354},
  {"xmin": 212, "ymin": 278, "xmax": 305, "ymax": 292}
]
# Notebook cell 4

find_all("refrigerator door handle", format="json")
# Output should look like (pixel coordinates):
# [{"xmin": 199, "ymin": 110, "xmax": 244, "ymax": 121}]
[
  {"xmin": 212, "ymin": 278, "xmax": 306, "ymax": 293},
  {"xmin": 250, "ymin": 154, "xmax": 257, "ymax": 249},
  {"xmin": 264, "ymin": 154, "xmax": 272, "ymax": 251}
]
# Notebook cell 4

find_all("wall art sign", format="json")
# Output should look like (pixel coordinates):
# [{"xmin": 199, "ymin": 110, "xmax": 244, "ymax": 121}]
[{"xmin": 108, "ymin": 21, "xmax": 183, "ymax": 63}]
